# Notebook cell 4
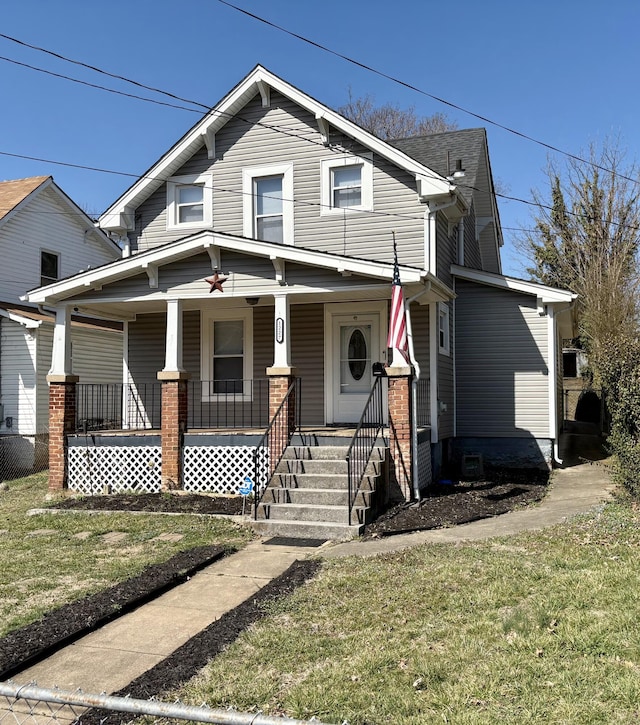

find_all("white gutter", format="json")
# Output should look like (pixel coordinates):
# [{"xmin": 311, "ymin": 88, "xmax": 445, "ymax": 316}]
[{"xmin": 548, "ymin": 302, "xmax": 575, "ymax": 466}]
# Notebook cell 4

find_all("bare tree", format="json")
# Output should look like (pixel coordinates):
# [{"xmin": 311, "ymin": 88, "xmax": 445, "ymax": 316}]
[
  {"xmin": 523, "ymin": 140, "xmax": 640, "ymax": 371},
  {"xmin": 338, "ymin": 89, "xmax": 457, "ymax": 140}
]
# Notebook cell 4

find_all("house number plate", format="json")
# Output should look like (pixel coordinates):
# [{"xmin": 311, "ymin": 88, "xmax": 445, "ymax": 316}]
[{"xmin": 275, "ymin": 317, "xmax": 284, "ymax": 344}]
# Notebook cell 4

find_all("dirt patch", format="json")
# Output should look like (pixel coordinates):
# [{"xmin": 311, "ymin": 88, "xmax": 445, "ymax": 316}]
[{"xmin": 365, "ymin": 468, "xmax": 550, "ymax": 537}]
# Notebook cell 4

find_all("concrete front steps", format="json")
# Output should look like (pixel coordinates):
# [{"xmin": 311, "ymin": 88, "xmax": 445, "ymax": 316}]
[{"xmin": 253, "ymin": 433, "xmax": 386, "ymax": 540}]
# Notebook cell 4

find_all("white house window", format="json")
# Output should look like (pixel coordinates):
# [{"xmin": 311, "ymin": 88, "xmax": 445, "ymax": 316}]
[
  {"xmin": 200, "ymin": 308, "xmax": 253, "ymax": 401},
  {"xmin": 243, "ymin": 164, "xmax": 294, "ymax": 244},
  {"xmin": 321, "ymin": 153, "xmax": 373, "ymax": 214},
  {"xmin": 254, "ymin": 176, "xmax": 283, "ymax": 243},
  {"xmin": 166, "ymin": 173, "xmax": 212, "ymax": 230},
  {"xmin": 438, "ymin": 302, "xmax": 450, "ymax": 355},
  {"xmin": 40, "ymin": 250, "xmax": 59, "ymax": 286}
]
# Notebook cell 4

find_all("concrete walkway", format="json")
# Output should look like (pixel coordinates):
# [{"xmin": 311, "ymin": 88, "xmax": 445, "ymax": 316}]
[{"xmin": 5, "ymin": 453, "xmax": 614, "ymax": 718}]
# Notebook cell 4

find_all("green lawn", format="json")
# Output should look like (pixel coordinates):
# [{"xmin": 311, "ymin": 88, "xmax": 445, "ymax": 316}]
[
  {"xmin": 0, "ymin": 472, "xmax": 253, "ymax": 637},
  {"xmin": 172, "ymin": 501, "xmax": 640, "ymax": 724}
]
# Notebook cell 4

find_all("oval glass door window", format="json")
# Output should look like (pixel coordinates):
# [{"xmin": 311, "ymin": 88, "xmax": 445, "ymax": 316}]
[{"xmin": 348, "ymin": 328, "xmax": 367, "ymax": 380}]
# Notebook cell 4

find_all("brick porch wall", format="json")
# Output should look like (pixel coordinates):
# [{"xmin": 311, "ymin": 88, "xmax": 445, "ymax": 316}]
[
  {"xmin": 387, "ymin": 371, "xmax": 413, "ymax": 501},
  {"xmin": 48, "ymin": 379, "xmax": 77, "ymax": 492},
  {"xmin": 267, "ymin": 370, "xmax": 296, "ymax": 476},
  {"xmin": 160, "ymin": 378, "xmax": 188, "ymax": 490}
]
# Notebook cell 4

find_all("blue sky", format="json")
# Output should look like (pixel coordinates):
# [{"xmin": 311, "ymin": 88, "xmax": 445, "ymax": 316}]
[{"xmin": 1, "ymin": 0, "xmax": 637, "ymax": 276}]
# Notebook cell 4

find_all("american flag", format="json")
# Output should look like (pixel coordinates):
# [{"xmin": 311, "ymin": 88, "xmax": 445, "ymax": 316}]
[{"xmin": 387, "ymin": 238, "xmax": 409, "ymax": 363}]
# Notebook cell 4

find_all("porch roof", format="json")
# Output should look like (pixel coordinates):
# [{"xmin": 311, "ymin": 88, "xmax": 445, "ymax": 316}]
[{"xmin": 23, "ymin": 230, "xmax": 453, "ymax": 316}]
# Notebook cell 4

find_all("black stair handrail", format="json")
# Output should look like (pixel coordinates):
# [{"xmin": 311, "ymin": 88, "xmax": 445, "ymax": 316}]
[
  {"xmin": 345, "ymin": 376, "xmax": 385, "ymax": 527},
  {"xmin": 253, "ymin": 379, "xmax": 301, "ymax": 520}
]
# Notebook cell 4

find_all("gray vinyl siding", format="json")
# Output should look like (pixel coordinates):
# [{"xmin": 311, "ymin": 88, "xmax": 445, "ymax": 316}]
[
  {"xmin": 35, "ymin": 326, "xmax": 53, "ymax": 434},
  {"xmin": 291, "ymin": 304, "xmax": 324, "ymax": 425},
  {"xmin": 436, "ymin": 214, "xmax": 456, "ymax": 289},
  {"xmin": 463, "ymin": 204, "xmax": 482, "ymax": 270},
  {"xmin": 438, "ymin": 301, "xmax": 454, "ymax": 439},
  {"xmin": 1, "ymin": 319, "xmax": 37, "ymax": 435},
  {"xmin": 130, "ymin": 91, "xmax": 426, "ymax": 267},
  {"xmin": 455, "ymin": 279, "xmax": 550, "ymax": 438},
  {"xmin": 410, "ymin": 303, "xmax": 430, "ymax": 372}
]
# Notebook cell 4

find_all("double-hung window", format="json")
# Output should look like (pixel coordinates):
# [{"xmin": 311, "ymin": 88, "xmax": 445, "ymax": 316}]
[
  {"xmin": 321, "ymin": 153, "xmax": 373, "ymax": 214},
  {"xmin": 254, "ymin": 176, "xmax": 283, "ymax": 243},
  {"xmin": 438, "ymin": 302, "xmax": 450, "ymax": 356},
  {"xmin": 40, "ymin": 250, "xmax": 59, "ymax": 286},
  {"xmin": 200, "ymin": 308, "xmax": 253, "ymax": 401},
  {"xmin": 166, "ymin": 173, "xmax": 212, "ymax": 230},
  {"xmin": 243, "ymin": 164, "xmax": 293, "ymax": 244}
]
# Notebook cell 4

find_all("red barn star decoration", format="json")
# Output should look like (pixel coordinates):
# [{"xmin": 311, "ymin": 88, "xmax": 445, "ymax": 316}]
[{"xmin": 205, "ymin": 271, "xmax": 228, "ymax": 293}]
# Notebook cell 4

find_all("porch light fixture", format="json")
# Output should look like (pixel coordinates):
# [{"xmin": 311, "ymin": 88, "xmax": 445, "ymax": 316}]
[{"xmin": 245, "ymin": 297, "xmax": 260, "ymax": 306}]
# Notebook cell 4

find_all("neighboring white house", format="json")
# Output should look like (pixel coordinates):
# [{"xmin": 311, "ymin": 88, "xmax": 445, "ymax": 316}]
[{"xmin": 0, "ymin": 176, "xmax": 123, "ymax": 472}]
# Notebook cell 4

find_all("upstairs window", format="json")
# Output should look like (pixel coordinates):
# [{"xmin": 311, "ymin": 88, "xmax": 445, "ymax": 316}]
[
  {"xmin": 243, "ymin": 164, "xmax": 293, "ymax": 244},
  {"xmin": 40, "ymin": 250, "xmax": 59, "ymax": 286},
  {"xmin": 254, "ymin": 176, "xmax": 283, "ymax": 243},
  {"xmin": 166, "ymin": 173, "xmax": 212, "ymax": 230},
  {"xmin": 321, "ymin": 153, "xmax": 373, "ymax": 214}
]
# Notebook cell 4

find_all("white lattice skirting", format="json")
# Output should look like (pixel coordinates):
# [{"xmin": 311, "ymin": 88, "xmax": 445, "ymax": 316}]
[
  {"xmin": 418, "ymin": 440, "xmax": 432, "ymax": 490},
  {"xmin": 67, "ymin": 445, "xmax": 162, "ymax": 495},
  {"xmin": 182, "ymin": 446, "xmax": 269, "ymax": 494}
]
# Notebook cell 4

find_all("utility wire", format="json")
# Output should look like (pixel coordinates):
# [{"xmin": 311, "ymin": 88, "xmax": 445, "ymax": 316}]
[{"xmin": 217, "ymin": 0, "xmax": 640, "ymax": 187}]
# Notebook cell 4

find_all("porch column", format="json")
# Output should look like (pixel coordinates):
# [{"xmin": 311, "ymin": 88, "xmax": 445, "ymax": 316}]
[
  {"xmin": 387, "ymin": 365, "xmax": 414, "ymax": 501},
  {"xmin": 267, "ymin": 296, "xmax": 296, "ymax": 472},
  {"xmin": 47, "ymin": 306, "xmax": 78, "ymax": 493},
  {"xmin": 158, "ymin": 300, "xmax": 189, "ymax": 491}
]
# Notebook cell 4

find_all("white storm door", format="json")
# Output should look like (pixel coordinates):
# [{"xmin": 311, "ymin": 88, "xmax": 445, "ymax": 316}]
[{"xmin": 331, "ymin": 312, "xmax": 380, "ymax": 423}]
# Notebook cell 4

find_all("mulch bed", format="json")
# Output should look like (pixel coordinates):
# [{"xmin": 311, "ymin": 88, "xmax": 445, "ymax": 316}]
[{"xmin": 50, "ymin": 492, "xmax": 246, "ymax": 516}]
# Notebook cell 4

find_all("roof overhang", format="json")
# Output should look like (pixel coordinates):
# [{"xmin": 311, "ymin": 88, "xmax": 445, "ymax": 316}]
[
  {"xmin": 100, "ymin": 65, "xmax": 458, "ymax": 233},
  {"xmin": 24, "ymin": 230, "xmax": 454, "ymax": 308}
]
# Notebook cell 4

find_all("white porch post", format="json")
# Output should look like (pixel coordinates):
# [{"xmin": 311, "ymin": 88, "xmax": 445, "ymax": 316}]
[
  {"xmin": 122, "ymin": 321, "xmax": 130, "ymax": 429},
  {"xmin": 429, "ymin": 301, "xmax": 439, "ymax": 444},
  {"xmin": 162, "ymin": 299, "xmax": 185, "ymax": 373},
  {"xmin": 271, "ymin": 293, "xmax": 292, "ymax": 370},
  {"xmin": 49, "ymin": 305, "xmax": 74, "ymax": 377}
]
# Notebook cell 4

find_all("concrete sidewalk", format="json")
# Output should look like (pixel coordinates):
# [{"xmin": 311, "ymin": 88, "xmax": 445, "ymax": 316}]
[
  {"xmin": 322, "ymin": 459, "xmax": 615, "ymax": 558},
  {"xmin": 9, "ymin": 539, "xmax": 320, "ymax": 696}
]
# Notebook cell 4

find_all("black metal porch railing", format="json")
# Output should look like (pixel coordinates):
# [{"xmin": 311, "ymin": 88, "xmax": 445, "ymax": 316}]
[
  {"xmin": 76, "ymin": 383, "xmax": 161, "ymax": 432},
  {"xmin": 253, "ymin": 379, "xmax": 301, "ymax": 520},
  {"xmin": 415, "ymin": 377, "xmax": 431, "ymax": 427},
  {"xmin": 346, "ymin": 376, "xmax": 386, "ymax": 527},
  {"xmin": 188, "ymin": 379, "xmax": 269, "ymax": 429}
]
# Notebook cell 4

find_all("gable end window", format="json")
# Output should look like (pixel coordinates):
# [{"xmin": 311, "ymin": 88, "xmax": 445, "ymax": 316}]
[
  {"xmin": 166, "ymin": 174, "xmax": 212, "ymax": 230},
  {"xmin": 40, "ymin": 250, "xmax": 59, "ymax": 286},
  {"xmin": 243, "ymin": 164, "xmax": 293, "ymax": 244},
  {"xmin": 438, "ymin": 302, "xmax": 450, "ymax": 356},
  {"xmin": 321, "ymin": 153, "xmax": 373, "ymax": 214},
  {"xmin": 200, "ymin": 308, "xmax": 253, "ymax": 401}
]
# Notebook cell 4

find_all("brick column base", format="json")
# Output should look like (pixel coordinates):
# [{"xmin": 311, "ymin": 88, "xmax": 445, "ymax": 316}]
[
  {"xmin": 159, "ymin": 375, "xmax": 188, "ymax": 491},
  {"xmin": 47, "ymin": 376, "xmax": 78, "ymax": 493},
  {"xmin": 387, "ymin": 368, "xmax": 413, "ymax": 501},
  {"xmin": 267, "ymin": 367, "xmax": 297, "ymax": 475}
]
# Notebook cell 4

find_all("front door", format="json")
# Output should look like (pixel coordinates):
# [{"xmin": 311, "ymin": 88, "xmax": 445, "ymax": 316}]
[{"xmin": 327, "ymin": 304, "xmax": 385, "ymax": 424}]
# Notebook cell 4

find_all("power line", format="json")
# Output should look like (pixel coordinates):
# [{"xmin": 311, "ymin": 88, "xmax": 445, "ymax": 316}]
[{"xmin": 216, "ymin": 0, "xmax": 640, "ymax": 187}]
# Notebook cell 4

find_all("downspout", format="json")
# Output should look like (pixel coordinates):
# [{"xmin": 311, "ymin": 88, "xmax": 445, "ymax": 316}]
[
  {"xmin": 548, "ymin": 302, "xmax": 574, "ymax": 466},
  {"xmin": 405, "ymin": 286, "xmax": 429, "ymax": 501}
]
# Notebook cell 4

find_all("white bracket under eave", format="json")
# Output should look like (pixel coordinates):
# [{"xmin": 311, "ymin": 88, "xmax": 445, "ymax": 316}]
[
  {"xmin": 271, "ymin": 256, "xmax": 285, "ymax": 285},
  {"xmin": 338, "ymin": 268, "xmax": 352, "ymax": 277},
  {"xmin": 202, "ymin": 128, "xmax": 216, "ymax": 160},
  {"xmin": 537, "ymin": 297, "xmax": 545, "ymax": 316},
  {"xmin": 205, "ymin": 242, "xmax": 221, "ymax": 270},
  {"xmin": 316, "ymin": 114, "xmax": 330, "ymax": 145},
  {"xmin": 256, "ymin": 80, "xmax": 271, "ymax": 107},
  {"xmin": 143, "ymin": 262, "xmax": 159, "ymax": 289}
]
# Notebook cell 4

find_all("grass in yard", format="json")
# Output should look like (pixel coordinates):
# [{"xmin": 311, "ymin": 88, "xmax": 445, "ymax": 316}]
[
  {"xmin": 172, "ymin": 502, "xmax": 640, "ymax": 724},
  {"xmin": 0, "ymin": 472, "xmax": 253, "ymax": 637}
]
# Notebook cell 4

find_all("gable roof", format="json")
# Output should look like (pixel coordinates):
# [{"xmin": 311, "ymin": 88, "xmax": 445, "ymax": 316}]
[
  {"xmin": 0, "ymin": 175, "xmax": 121, "ymax": 255},
  {"xmin": 0, "ymin": 176, "xmax": 50, "ymax": 223},
  {"xmin": 100, "ymin": 65, "xmax": 463, "ymax": 232}
]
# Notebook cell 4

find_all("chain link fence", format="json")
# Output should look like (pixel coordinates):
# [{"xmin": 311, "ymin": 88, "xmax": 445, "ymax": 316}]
[
  {"xmin": 0, "ymin": 433, "xmax": 49, "ymax": 484},
  {"xmin": 0, "ymin": 682, "xmax": 336, "ymax": 725}
]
